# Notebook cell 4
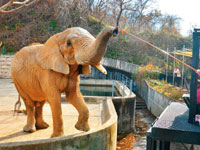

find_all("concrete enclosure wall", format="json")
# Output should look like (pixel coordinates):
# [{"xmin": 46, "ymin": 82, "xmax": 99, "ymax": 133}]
[
  {"xmin": 101, "ymin": 57, "xmax": 139, "ymax": 73},
  {"xmin": 80, "ymin": 79, "xmax": 136, "ymax": 135},
  {"xmin": 136, "ymin": 80, "xmax": 172, "ymax": 117},
  {"xmin": 0, "ymin": 98, "xmax": 118, "ymax": 150},
  {"xmin": 0, "ymin": 55, "xmax": 13, "ymax": 78}
]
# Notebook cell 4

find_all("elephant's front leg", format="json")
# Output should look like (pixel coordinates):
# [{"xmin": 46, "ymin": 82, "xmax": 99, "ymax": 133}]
[
  {"xmin": 47, "ymin": 93, "xmax": 64, "ymax": 138},
  {"xmin": 35, "ymin": 101, "xmax": 49, "ymax": 129},
  {"xmin": 66, "ymin": 90, "xmax": 90, "ymax": 132}
]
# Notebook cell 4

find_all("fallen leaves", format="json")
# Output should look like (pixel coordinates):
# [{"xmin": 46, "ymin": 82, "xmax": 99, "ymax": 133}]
[{"xmin": 116, "ymin": 133, "xmax": 136, "ymax": 150}]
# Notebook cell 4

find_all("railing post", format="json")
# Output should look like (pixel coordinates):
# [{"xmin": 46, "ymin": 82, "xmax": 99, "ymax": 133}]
[
  {"xmin": 130, "ymin": 80, "xmax": 133, "ymax": 95},
  {"xmin": 166, "ymin": 48, "xmax": 169, "ymax": 82},
  {"xmin": 173, "ymin": 47, "xmax": 176, "ymax": 85},
  {"xmin": 122, "ymin": 81, "xmax": 125, "ymax": 96},
  {"xmin": 181, "ymin": 45, "xmax": 185, "ymax": 87},
  {"xmin": 112, "ymin": 80, "xmax": 115, "ymax": 97}
]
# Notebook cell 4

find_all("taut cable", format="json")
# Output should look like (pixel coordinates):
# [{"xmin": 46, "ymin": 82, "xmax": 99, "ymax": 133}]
[{"xmin": 121, "ymin": 29, "xmax": 198, "ymax": 74}]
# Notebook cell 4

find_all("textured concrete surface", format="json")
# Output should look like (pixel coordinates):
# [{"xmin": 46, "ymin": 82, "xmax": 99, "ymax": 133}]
[
  {"xmin": 80, "ymin": 79, "xmax": 136, "ymax": 135},
  {"xmin": 0, "ymin": 79, "xmax": 101, "ymax": 143},
  {"xmin": 0, "ymin": 55, "xmax": 13, "ymax": 78},
  {"xmin": 136, "ymin": 80, "xmax": 171, "ymax": 117},
  {"xmin": 0, "ymin": 79, "xmax": 117, "ymax": 150}
]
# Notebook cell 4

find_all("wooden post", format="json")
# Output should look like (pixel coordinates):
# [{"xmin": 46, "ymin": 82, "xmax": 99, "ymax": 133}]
[{"xmin": 189, "ymin": 29, "xmax": 200, "ymax": 123}]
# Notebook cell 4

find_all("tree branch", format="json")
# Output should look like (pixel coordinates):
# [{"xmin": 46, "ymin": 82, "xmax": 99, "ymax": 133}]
[{"xmin": 0, "ymin": 0, "xmax": 39, "ymax": 14}]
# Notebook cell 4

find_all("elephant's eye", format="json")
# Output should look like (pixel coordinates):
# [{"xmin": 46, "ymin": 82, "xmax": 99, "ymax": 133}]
[{"xmin": 67, "ymin": 40, "xmax": 72, "ymax": 47}]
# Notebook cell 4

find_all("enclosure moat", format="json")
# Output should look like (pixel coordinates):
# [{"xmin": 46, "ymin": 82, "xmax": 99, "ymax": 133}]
[{"xmin": 80, "ymin": 85, "xmax": 120, "ymax": 97}]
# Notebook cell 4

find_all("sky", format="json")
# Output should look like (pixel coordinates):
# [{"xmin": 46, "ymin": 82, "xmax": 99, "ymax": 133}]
[{"xmin": 157, "ymin": 0, "xmax": 200, "ymax": 36}]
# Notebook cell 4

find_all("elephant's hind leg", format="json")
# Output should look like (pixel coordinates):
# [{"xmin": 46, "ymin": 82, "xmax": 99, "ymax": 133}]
[
  {"xmin": 13, "ymin": 81, "xmax": 36, "ymax": 133},
  {"xmin": 23, "ymin": 99, "xmax": 36, "ymax": 133},
  {"xmin": 35, "ymin": 101, "xmax": 49, "ymax": 129}
]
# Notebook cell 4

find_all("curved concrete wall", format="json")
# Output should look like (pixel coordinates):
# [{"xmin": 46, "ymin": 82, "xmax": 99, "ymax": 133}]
[
  {"xmin": 0, "ymin": 98, "xmax": 117, "ymax": 150},
  {"xmin": 80, "ymin": 79, "xmax": 136, "ymax": 135}
]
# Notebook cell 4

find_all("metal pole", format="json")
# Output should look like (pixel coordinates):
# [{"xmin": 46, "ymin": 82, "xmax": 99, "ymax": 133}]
[
  {"xmin": 173, "ymin": 47, "xmax": 176, "ymax": 85},
  {"xmin": 182, "ymin": 45, "xmax": 185, "ymax": 87},
  {"xmin": 112, "ymin": 80, "xmax": 115, "ymax": 97},
  {"xmin": 166, "ymin": 48, "xmax": 169, "ymax": 82},
  {"xmin": 130, "ymin": 80, "xmax": 133, "ymax": 95},
  {"xmin": 122, "ymin": 81, "xmax": 125, "ymax": 96}
]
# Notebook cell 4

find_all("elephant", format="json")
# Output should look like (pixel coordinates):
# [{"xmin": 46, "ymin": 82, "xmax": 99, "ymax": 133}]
[{"xmin": 11, "ymin": 26, "xmax": 118, "ymax": 138}]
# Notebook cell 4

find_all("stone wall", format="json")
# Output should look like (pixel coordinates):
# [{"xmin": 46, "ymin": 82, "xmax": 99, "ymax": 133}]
[
  {"xmin": 0, "ymin": 55, "xmax": 13, "ymax": 78},
  {"xmin": 101, "ymin": 57, "xmax": 139, "ymax": 73}
]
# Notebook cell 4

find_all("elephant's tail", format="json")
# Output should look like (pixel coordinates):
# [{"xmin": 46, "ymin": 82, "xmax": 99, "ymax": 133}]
[{"xmin": 13, "ymin": 95, "xmax": 21, "ymax": 116}]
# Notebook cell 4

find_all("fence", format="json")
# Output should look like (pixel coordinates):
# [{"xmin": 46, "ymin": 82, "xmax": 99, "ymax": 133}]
[{"xmin": 81, "ymin": 66, "xmax": 136, "ymax": 93}]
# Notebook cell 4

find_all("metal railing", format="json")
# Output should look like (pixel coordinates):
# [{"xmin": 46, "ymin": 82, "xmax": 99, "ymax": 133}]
[{"xmin": 81, "ymin": 66, "xmax": 135, "ymax": 93}]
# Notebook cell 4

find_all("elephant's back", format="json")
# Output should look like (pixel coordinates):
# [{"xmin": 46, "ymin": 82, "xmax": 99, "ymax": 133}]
[
  {"xmin": 11, "ymin": 44, "xmax": 46, "ymax": 100},
  {"xmin": 11, "ymin": 44, "xmax": 43, "ymax": 75}
]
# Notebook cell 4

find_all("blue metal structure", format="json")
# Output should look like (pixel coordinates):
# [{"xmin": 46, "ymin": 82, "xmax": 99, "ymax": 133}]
[{"xmin": 189, "ymin": 29, "xmax": 200, "ymax": 123}]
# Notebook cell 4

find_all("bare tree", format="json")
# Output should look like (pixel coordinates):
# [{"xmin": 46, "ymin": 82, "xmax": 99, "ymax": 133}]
[
  {"xmin": 0, "ymin": 0, "xmax": 40, "ymax": 14},
  {"xmin": 115, "ymin": 0, "xmax": 132, "ymax": 27},
  {"xmin": 106, "ymin": 0, "xmax": 154, "ymax": 28}
]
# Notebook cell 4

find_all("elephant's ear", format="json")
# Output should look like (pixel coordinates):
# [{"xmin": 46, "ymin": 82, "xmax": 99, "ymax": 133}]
[
  {"xmin": 36, "ymin": 35, "xmax": 69, "ymax": 74},
  {"xmin": 81, "ymin": 65, "xmax": 91, "ymax": 75}
]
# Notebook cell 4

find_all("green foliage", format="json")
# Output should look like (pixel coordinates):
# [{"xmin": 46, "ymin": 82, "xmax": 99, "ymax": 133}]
[
  {"xmin": 131, "ymin": 71, "xmax": 137, "ymax": 80},
  {"xmin": 128, "ymin": 58, "xmax": 134, "ymax": 63},
  {"xmin": 134, "ymin": 63, "xmax": 188, "ymax": 102},
  {"xmin": 87, "ymin": 15, "xmax": 108, "ymax": 34},
  {"xmin": 148, "ymin": 79, "xmax": 187, "ymax": 101},
  {"xmin": 136, "ymin": 62, "xmax": 161, "ymax": 81},
  {"xmin": 48, "ymin": 19, "xmax": 57, "ymax": 31},
  {"xmin": 105, "ymin": 50, "xmax": 121, "ymax": 59},
  {"xmin": 0, "ymin": 43, "xmax": 15, "ymax": 55},
  {"xmin": 88, "ymin": 16, "xmax": 100, "ymax": 25},
  {"xmin": 6, "ymin": 22, "xmax": 24, "ymax": 31}
]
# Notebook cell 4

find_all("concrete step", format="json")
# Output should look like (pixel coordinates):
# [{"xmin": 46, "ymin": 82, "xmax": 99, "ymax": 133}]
[{"xmin": 136, "ymin": 101, "xmax": 147, "ymax": 109}]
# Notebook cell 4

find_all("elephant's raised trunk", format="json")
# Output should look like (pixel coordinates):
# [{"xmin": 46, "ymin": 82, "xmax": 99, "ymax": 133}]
[
  {"xmin": 87, "ymin": 27, "xmax": 118, "ymax": 65},
  {"xmin": 76, "ymin": 27, "xmax": 118, "ymax": 74}
]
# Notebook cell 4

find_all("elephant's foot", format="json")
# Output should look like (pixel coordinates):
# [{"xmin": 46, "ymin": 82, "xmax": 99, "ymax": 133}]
[
  {"xmin": 36, "ymin": 121, "xmax": 49, "ymax": 129},
  {"xmin": 75, "ymin": 121, "xmax": 90, "ymax": 131},
  {"xmin": 50, "ymin": 132, "xmax": 64, "ymax": 138},
  {"xmin": 23, "ymin": 125, "xmax": 36, "ymax": 133}
]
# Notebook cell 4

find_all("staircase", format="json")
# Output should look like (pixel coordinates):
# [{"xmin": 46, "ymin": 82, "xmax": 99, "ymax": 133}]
[{"xmin": 136, "ymin": 96, "xmax": 147, "ymax": 109}]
